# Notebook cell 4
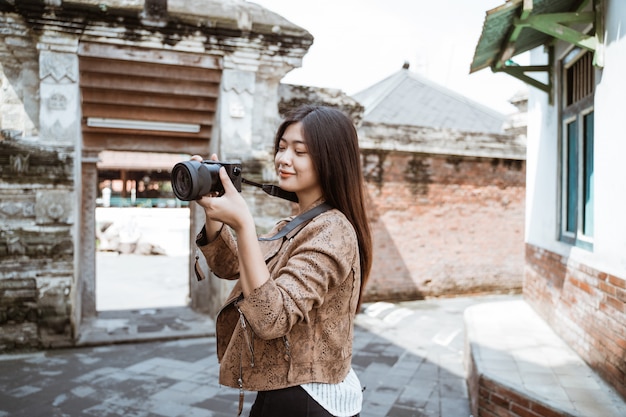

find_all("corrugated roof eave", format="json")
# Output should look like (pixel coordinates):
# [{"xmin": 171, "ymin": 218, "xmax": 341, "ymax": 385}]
[{"xmin": 469, "ymin": 0, "xmax": 584, "ymax": 74}]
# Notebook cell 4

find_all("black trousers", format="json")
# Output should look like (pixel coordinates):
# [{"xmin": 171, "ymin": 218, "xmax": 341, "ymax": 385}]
[{"xmin": 248, "ymin": 385, "xmax": 359, "ymax": 417}]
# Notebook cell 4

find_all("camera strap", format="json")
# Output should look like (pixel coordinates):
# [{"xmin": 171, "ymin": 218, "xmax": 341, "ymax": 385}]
[
  {"xmin": 241, "ymin": 178, "xmax": 299, "ymax": 203},
  {"xmin": 258, "ymin": 203, "xmax": 332, "ymax": 241}
]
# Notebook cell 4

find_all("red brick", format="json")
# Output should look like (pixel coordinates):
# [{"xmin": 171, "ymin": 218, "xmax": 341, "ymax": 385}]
[
  {"xmin": 530, "ymin": 402, "xmax": 568, "ymax": 417},
  {"xmin": 608, "ymin": 274, "xmax": 626, "ymax": 289},
  {"xmin": 490, "ymin": 392, "xmax": 511, "ymax": 409},
  {"xmin": 603, "ymin": 360, "xmax": 626, "ymax": 387},
  {"xmin": 568, "ymin": 277, "xmax": 594, "ymax": 295},
  {"xmin": 479, "ymin": 406, "xmax": 500, "ymax": 417},
  {"xmin": 479, "ymin": 386, "xmax": 491, "ymax": 400},
  {"xmin": 492, "ymin": 383, "xmax": 530, "ymax": 407},
  {"xmin": 498, "ymin": 387, "xmax": 532, "ymax": 409},
  {"xmin": 483, "ymin": 400, "xmax": 513, "ymax": 417},
  {"xmin": 511, "ymin": 403, "xmax": 542, "ymax": 417},
  {"xmin": 600, "ymin": 334, "xmax": 625, "ymax": 360},
  {"xmin": 598, "ymin": 280, "xmax": 616, "ymax": 296},
  {"xmin": 603, "ymin": 295, "xmax": 625, "ymax": 313},
  {"xmin": 577, "ymin": 262, "xmax": 601, "ymax": 279}
]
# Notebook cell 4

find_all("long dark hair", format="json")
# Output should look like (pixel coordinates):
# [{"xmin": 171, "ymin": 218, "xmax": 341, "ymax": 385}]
[{"xmin": 274, "ymin": 105, "xmax": 372, "ymax": 310}]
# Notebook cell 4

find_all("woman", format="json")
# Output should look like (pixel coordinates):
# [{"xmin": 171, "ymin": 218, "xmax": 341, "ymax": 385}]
[{"xmin": 194, "ymin": 105, "xmax": 372, "ymax": 416}]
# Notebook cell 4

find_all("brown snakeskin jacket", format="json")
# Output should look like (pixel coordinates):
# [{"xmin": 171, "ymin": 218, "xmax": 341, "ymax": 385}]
[{"xmin": 196, "ymin": 203, "xmax": 361, "ymax": 392}]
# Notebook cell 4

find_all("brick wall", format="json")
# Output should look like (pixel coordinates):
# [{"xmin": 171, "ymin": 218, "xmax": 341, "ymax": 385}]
[
  {"xmin": 524, "ymin": 244, "xmax": 626, "ymax": 399},
  {"xmin": 362, "ymin": 150, "xmax": 526, "ymax": 302}
]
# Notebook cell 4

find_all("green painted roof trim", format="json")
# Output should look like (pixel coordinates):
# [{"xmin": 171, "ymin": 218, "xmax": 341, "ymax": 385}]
[{"xmin": 470, "ymin": 0, "xmax": 595, "ymax": 73}]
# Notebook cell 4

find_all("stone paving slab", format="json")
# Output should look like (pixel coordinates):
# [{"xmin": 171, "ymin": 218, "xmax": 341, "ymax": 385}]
[
  {"xmin": 77, "ymin": 307, "xmax": 215, "ymax": 346},
  {"xmin": 0, "ymin": 295, "xmax": 516, "ymax": 417}
]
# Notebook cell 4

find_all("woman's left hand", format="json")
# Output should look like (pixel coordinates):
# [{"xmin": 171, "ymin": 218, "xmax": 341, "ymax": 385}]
[{"xmin": 196, "ymin": 167, "xmax": 255, "ymax": 233}]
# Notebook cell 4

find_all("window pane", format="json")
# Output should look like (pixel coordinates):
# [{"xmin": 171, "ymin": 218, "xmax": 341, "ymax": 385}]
[
  {"xmin": 566, "ymin": 121, "xmax": 578, "ymax": 233},
  {"xmin": 583, "ymin": 112, "xmax": 594, "ymax": 236}
]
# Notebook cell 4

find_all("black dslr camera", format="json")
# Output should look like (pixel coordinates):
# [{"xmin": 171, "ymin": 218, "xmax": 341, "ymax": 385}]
[{"xmin": 170, "ymin": 160, "xmax": 242, "ymax": 201}]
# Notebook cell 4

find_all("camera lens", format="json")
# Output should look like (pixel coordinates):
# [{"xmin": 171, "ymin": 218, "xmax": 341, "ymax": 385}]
[
  {"xmin": 173, "ymin": 165, "xmax": 192, "ymax": 198},
  {"xmin": 171, "ymin": 161, "xmax": 198, "ymax": 201},
  {"xmin": 171, "ymin": 160, "xmax": 221, "ymax": 201}
]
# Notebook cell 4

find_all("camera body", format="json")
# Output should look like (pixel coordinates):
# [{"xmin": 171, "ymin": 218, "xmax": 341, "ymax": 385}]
[{"xmin": 171, "ymin": 160, "xmax": 242, "ymax": 201}]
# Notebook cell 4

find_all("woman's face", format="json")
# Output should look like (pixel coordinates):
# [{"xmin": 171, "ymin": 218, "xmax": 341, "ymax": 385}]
[{"xmin": 275, "ymin": 122, "xmax": 323, "ymax": 207}]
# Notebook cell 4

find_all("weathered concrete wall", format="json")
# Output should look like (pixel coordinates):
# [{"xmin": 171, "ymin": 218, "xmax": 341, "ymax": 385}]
[
  {"xmin": 0, "ymin": 134, "xmax": 76, "ymax": 350},
  {"xmin": 0, "ymin": 10, "xmax": 79, "ymax": 349}
]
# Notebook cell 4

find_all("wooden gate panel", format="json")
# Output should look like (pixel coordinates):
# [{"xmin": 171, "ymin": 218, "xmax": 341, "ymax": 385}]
[{"xmin": 79, "ymin": 49, "xmax": 221, "ymax": 155}]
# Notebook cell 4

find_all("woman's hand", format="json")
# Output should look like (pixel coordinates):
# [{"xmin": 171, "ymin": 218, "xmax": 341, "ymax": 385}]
[
  {"xmin": 192, "ymin": 154, "xmax": 254, "ymax": 237},
  {"xmin": 192, "ymin": 154, "xmax": 269, "ymax": 296},
  {"xmin": 197, "ymin": 165, "xmax": 255, "ymax": 233}
]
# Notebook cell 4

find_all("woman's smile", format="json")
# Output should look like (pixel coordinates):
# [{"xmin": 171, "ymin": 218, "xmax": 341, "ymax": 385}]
[{"xmin": 278, "ymin": 169, "xmax": 295, "ymax": 179}]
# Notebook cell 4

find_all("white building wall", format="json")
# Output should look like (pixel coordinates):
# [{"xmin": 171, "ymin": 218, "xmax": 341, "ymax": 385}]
[
  {"xmin": 594, "ymin": 0, "xmax": 626, "ymax": 275},
  {"xmin": 526, "ymin": 0, "xmax": 626, "ymax": 278},
  {"xmin": 525, "ymin": 48, "xmax": 558, "ymax": 249}
]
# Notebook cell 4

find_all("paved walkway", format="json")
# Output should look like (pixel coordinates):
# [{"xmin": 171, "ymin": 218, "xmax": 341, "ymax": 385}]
[{"xmin": 0, "ymin": 295, "xmax": 517, "ymax": 417}]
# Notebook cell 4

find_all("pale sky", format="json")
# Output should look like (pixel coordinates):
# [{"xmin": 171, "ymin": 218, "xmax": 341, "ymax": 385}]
[{"xmin": 249, "ymin": 0, "xmax": 528, "ymax": 115}]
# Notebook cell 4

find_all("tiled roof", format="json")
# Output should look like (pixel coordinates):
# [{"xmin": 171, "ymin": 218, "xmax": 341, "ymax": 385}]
[{"xmin": 352, "ymin": 68, "xmax": 506, "ymax": 134}]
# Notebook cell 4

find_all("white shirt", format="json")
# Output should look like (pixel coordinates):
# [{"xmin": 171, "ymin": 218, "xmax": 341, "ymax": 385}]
[{"xmin": 301, "ymin": 368, "xmax": 363, "ymax": 416}]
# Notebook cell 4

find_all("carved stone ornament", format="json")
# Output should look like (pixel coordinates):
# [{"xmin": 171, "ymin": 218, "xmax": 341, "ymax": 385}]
[
  {"xmin": 10, "ymin": 154, "xmax": 30, "ymax": 175},
  {"xmin": 47, "ymin": 92, "xmax": 68, "ymax": 111},
  {"xmin": 229, "ymin": 101, "xmax": 245, "ymax": 118},
  {"xmin": 40, "ymin": 120, "xmax": 76, "ymax": 143},
  {"xmin": 35, "ymin": 190, "xmax": 73, "ymax": 224},
  {"xmin": 40, "ymin": 52, "xmax": 77, "ymax": 83},
  {"xmin": 0, "ymin": 202, "xmax": 22, "ymax": 217},
  {"xmin": 6, "ymin": 235, "xmax": 27, "ymax": 256},
  {"xmin": 221, "ymin": 70, "xmax": 255, "ymax": 95}
]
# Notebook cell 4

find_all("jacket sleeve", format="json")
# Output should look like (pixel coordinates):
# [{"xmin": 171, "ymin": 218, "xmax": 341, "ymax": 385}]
[
  {"xmin": 196, "ymin": 224, "xmax": 240, "ymax": 280},
  {"xmin": 237, "ymin": 212, "xmax": 358, "ymax": 340}
]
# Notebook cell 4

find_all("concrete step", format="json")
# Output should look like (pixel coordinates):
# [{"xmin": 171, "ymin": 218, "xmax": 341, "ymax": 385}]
[{"xmin": 464, "ymin": 300, "xmax": 626, "ymax": 417}]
